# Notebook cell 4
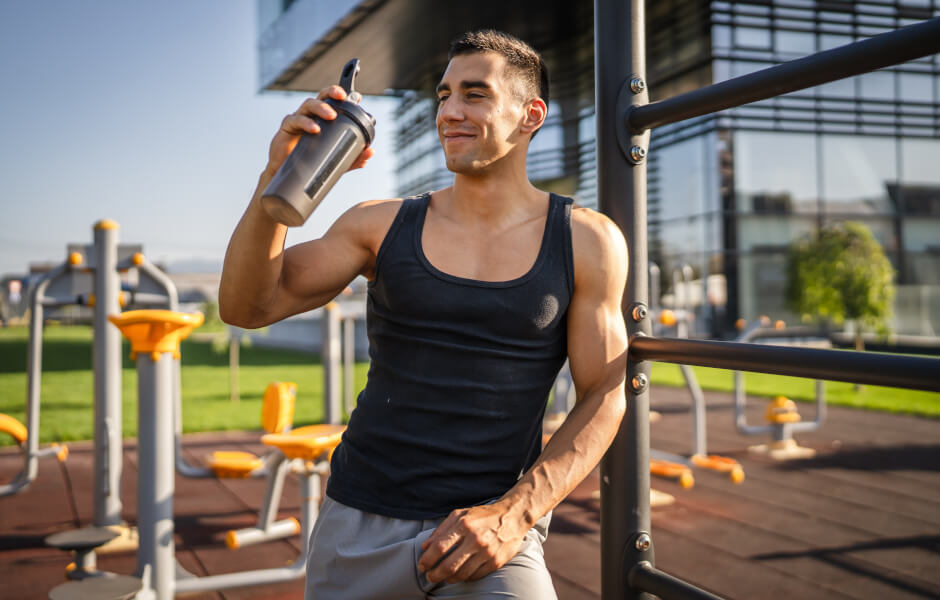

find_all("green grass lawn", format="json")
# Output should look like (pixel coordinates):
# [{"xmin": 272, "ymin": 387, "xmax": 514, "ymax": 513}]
[
  {"xmin": 649, "ymin": 363, "xmax": 940, "ymax": 417},
  {"xmin": 0, "ymin": 324, "xmax": 368, "ymax": 446},
  {"xmin": 1, "ymin": 324, "xmax": 936, "ymax": 447}
]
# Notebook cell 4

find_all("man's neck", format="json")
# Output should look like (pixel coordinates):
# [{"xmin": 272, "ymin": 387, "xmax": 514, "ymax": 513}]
[{"xmin": 444, "ymin": 166, "xmax": 545, "ymax": 228}]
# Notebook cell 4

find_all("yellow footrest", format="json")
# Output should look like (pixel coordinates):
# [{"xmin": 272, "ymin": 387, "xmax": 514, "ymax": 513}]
[
  {"xmin": 0, "ymin": 413, "xmax": 27, "ymax": 445},
  {"xmin": 650, "ymin": 458, "xmax": 694, "ymax": 489},
  {"xmin": 691, "ymin": 454, "xmax": 745, "ymax": 483},
  {"xmin": 262, "ymin": 424, "xmax": 346, "ymax": 462},
  {"xmin": 207, "ymin": 451, "xmax": 264, "ymax": 478}
]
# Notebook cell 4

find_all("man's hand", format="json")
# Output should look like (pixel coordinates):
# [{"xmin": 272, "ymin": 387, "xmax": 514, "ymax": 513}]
[
  {"xmin": 418, "ymin": 502, "xmax": 529, "ymax": 584},
  {"xmin": 266, "ymin": 84, "xmax": 375, "ymax": 178}
]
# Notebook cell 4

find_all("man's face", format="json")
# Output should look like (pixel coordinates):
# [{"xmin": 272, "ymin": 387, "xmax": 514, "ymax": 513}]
[{"xmin": 435, "ymin": 52, "xmax": 528, "ymax": 175}]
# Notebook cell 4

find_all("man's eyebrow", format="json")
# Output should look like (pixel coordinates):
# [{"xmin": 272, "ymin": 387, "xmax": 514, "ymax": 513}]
[{"xmin": 436, "ymin": 80, "xmax": 493, "ymax": 94}]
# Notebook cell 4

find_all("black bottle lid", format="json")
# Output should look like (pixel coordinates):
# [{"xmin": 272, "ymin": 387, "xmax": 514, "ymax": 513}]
[{"xmin": 325, "ymin": 59, "xmax": 376, "ymax": 144}]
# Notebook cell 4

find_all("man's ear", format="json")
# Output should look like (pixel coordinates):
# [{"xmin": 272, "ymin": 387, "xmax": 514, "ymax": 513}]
[{"xmin": 520, "ymin": 98, "xmax": 547, "ymax": 135}]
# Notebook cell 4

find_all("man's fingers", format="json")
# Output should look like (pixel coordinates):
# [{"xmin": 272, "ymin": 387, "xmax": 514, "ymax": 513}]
[
  {"xmin": 428, "ymin": 541, "xmax": 474, "ymax": 584},
  {"xmin": 298, "ymin": 97, "xmax": 338, "ymax": 121},
  {"xmin": 418, "ymin": 529, "xmax": 460, "ymax": 571},
  {"xmin": 316, "ymin": 84, "xmax": 347, "ymax": 101},
  {"xmin": 467, "ymin": 558, "xmax": 499, "ymax": 582},
  {"xmin": 443, "ymin": 543, "xmax": 495, "ymax": 584},
  {"xmin": 418, "ymin": 512, "xmax": 464, "ymax": 572},
  {"xmin": 280, "ymin": 113, "xmax": 320, "ymax": 135},
  {"xmin": 349, "ymin": 146, "xmax": 375, "ymax": 170}
]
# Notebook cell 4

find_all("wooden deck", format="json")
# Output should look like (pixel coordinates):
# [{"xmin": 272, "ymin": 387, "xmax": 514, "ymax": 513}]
[{"xmin": 1, "ymin": 384, "xmax": 938, "ymax": 599}]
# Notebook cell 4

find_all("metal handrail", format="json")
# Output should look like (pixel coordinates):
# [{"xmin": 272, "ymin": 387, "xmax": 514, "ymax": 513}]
[
  {"xmin": 598, "ymin": 3, "xmax": 940, "ymax": 599},
  {"xmin": 629, "ymin": 335, "xmax": 940, "ymax": 393},
  {"xmin": 628, "ymin": 17, "xmax": 940, "ymax": 132}
]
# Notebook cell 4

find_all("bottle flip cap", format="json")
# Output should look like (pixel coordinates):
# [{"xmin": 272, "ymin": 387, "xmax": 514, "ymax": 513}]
[
  {"xmin": 325, "ymin": 59, "xmax": 375, "ymax": 144},
  {"xmin": 340, "ymin": 59, "xmax": 362, "ymax": 104}
]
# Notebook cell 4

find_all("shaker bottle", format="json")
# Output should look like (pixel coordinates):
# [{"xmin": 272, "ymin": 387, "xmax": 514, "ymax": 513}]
[{"xmin": 261, "ymin": 59, "xmax": 376, "ymax": 226}]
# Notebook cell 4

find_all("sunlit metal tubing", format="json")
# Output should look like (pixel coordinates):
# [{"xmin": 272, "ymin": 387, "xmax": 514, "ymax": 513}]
[
  {"xmin": 630, "ymin": 336, "xmax": 940, "ymax": 393},
  {"xmin": 628, "ymin": 17, "xmax": 940, "ymax": 132}
]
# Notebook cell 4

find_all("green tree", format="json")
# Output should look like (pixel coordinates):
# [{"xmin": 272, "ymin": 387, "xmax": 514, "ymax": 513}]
[{"xmin": 786, "ymin": 221, "xmax": 895, "ymax": 352}]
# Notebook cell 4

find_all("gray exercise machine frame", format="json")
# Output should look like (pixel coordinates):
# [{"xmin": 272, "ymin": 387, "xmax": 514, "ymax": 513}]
[
  {"xmin": 595, "ymin": 2, "xmax": 940, "ymax": 598},
  {"xmin": 1, "ymin": 223, "xmax": 176, "ymax": 508},
  {"xmin": 134, "ymin": 339, "xmax": 320, "ymax": 598},
  {"xmin": 732, "ymin": 324, "xmax": 828, "ymax": 442}
]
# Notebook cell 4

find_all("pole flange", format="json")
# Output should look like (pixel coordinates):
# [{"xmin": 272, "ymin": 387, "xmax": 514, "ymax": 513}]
[{"xmin": 615, "ymin": 77, "xmax": 651, "ymax": 164}]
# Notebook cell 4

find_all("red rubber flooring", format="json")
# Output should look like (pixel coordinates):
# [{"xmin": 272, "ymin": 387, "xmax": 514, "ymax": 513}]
[{"xmin": 1, "ymin": 385, "xmax": 938, "ymax": 599}]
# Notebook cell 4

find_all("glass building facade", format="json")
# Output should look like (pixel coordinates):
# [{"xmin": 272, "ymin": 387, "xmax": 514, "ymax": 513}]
[{"xmin": 258, "ymin": 0, "xmax": 940, "ymax": 337}]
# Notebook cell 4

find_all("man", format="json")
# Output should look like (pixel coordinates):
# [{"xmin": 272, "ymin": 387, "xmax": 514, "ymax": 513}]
[{"xmin": 220, "ymin": 30, "xmax": 627, "ymax": 599}]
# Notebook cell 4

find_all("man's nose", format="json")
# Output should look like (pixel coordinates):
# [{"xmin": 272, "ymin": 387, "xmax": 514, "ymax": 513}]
[{"xmin": 438, "ymin": 97, "xmax": 462, "ymax": 122}]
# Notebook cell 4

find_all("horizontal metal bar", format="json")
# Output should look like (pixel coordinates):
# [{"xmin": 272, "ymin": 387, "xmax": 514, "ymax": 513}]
[
  {"xmin": 629, "ymin": 336, "xmax": 940, "ymax": 393},
  {"xmin": 628, "ymin": 17, "xmax": 940, "ymax": 132},
  {"xmin": 629, "ymin": 562, "xmax": 725, "ymax": 600}
]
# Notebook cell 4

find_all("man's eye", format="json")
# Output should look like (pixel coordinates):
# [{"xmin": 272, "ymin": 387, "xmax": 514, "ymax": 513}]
[{"xmin": 437, "ymin": 95, "xmax": 449, "ymax": 103}]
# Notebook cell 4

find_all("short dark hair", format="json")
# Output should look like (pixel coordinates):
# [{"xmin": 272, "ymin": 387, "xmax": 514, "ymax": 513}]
[{"xmin": 448, "ymin": 29, "xmax": 550, "ymax": 108}]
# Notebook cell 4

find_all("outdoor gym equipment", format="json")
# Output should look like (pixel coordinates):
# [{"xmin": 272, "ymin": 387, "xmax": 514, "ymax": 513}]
[
  {"xmin": 5, "ymin": 220, "xmax": 180, "ymax": 578},
  {"xmin": 49, "ymin": 310, "xmax": 344, "ymax": 599},
  {"xmin": 733, "ymin": 318, "xmax": 828, "ymax": 459},
  {"xmin": 2, "ymin": 220, "xmax": 176, "ymax": 510},
  {"xmin": 204, "ymin": 381, "xmax": 311, "ymax": 550},
  {"xmin": 0, "ymin": 413, "xmax": 68, "ymax": 497},
  {"xmin": 646, "ymin": 264, "xmax": 744, "ymax": 487}
]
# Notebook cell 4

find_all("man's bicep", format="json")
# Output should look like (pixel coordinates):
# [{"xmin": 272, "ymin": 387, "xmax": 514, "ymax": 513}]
[
  {"xmin": 567, "ymin": 214, "xmax": 629, "ymax": 398},
  {"xmin": 276, "ymin": 201, "xmax": 393, "ymax": 319}
]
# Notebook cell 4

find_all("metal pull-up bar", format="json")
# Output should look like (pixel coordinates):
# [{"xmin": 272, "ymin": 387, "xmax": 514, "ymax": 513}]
[
  {"xmin": 594, "ymin": 1, "xmax": 940, "ymax": 599},
  {"xmin": 629, "ymin": 336, "xmax": 940, "ymax": 393},
  {"xmin": 627, "ymin": 17, "xmax": 940, "ymax": 133}
]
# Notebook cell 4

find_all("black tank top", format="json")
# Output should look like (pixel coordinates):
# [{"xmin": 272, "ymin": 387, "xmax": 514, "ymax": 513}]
[{"xmin": 326, "ymin": 192, "xmax": 575, "ymax": 519}]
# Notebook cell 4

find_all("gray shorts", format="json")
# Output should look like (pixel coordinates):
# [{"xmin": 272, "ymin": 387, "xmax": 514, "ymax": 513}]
[{"xmin": 305, "ymin": 496, "xmax": 558, "ymax": 599}]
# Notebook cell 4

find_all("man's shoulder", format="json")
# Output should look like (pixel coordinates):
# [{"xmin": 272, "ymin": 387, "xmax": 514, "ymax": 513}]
[
  {"xmin": 568, "ymin": 205, "xmax": 628, "ymax": 288},
  {"xmin": 569, "ymin": 205, "xmax": 627, "ymax": 254},
  {"xmin": 335, "ymin": 198, "xmax": 404, "ymax": 233}
]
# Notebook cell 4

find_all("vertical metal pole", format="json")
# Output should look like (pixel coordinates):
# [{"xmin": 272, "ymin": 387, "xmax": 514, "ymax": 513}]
[
  {"xmin": 596, "ymin": 0, "xmax": 653, "ymax": 598},
  {"xmin": 343, "ymin": 315, "xmax": 355, "ymax": 415},
  {"xmin": 23, "ymin": 276, "xmax": 51, "ymax": 485},
  {"xmin": 321, "ymin": 302, "xmax": 341, "ymax": 424},
  {"xmin": 93, "ymin": 221, "xmax": 123, "ymax": 527},
  {"xmin": 229, "ymin": 329, "xmax": 240, "ymax": 404},
  {"xmin": 136, "ymin": 352, "xmax": 176, "ymax": 600}
]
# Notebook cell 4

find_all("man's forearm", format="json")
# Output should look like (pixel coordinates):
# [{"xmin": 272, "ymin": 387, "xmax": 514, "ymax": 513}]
[
  {"xmin": 219, "ymin": 172, "xmax": 289, "ymax": 328},
  {"xmin": 496, "ymin": 385, "xmax": 626, "ymax": 527}
]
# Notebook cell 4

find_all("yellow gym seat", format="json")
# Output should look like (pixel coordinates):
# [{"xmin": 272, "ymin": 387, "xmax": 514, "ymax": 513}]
[
  {"xmin": 261, "ymin": 423, "xmax": 346, "ymax": 463},
  {"xmin": 205, "ymin": 381, "xmax": 297, "ymax": 478}
]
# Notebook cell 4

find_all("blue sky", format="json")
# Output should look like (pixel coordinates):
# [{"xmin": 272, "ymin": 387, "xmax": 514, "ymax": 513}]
[{"xmin": 0, "ymin": 1, "xmax": 397, "ymax": 276}]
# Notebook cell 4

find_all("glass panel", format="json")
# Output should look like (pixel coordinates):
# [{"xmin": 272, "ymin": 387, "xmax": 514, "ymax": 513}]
[
  {"xmin": 903, "ymin": 219, "xmax": 940, "ymax": 252},
  {"xmin": 656, "ymin": 136, "xmax": 712, "ymax": 220},
  {"xmin": 734, "ymin": 131, "xmax": 819, "ymax": 214},
  {"xmin": 819, "ymin": 33, "xmax": 852, "ymax": 51},
  {"xmin": 658, "ymin": 220, "xmax": 706, "ymax": 256},
  {"xmin": 736, "ymin": 251, "xmax": 800, "ymax": 323},
  {"xmin": 901, "ymin": 138, "xmax": 940, "ymax": 218},
  {"xmin": 899, "ymin": 72, "xmax": 935, "ymax": 103},
  {"xmin": 713, "ymin": 59, "xmax": 732, "ymax": 83},
  {"xmin": 774, "ymin": 30, "xmax": 815, "ymax": 55},
  {"xmin": 821, "ymin": 135, "xmax": 898, "ymax": 215},
  {"xmin": 713, "ymin": 24, "xmax": 731, "ymax": 49},
  {"xmin": 860, "ymin": 71, "xmax": 896, "ymax": 101},
  {"xmin": 737, "ymin": 215, "xmax": 817, "ymax": 252},
  {"xmin": 734, "ymin": 27, "xmax": 771, "ymax": 48},
  {"xmin": 820, "ymin": 216, "xmax": 898, "ymax": 253},
  {"xmin": 731, "ymin": 60, "xmax": 775, "ymax": 78},
  {"xmin": 818, "ymin": 75, "xmax": 856, "ymax": 98}
]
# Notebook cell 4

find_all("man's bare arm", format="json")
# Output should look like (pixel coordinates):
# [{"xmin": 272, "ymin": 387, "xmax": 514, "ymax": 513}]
[
  {"xmin": 417, "ymin": 207, "xmax": 629, "ymax": 583},
  {"xmin": 219, "ymin": 86, "xmax": 378, "ymax": 329}
]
